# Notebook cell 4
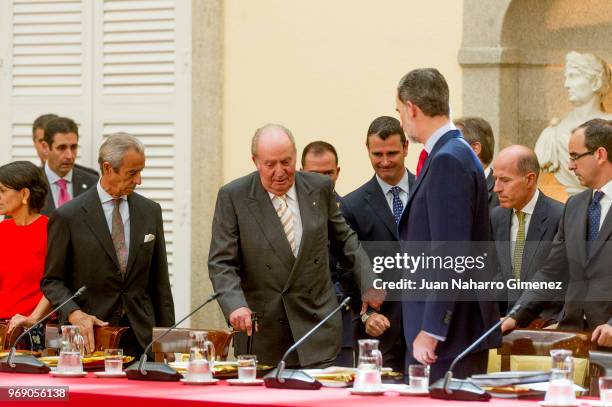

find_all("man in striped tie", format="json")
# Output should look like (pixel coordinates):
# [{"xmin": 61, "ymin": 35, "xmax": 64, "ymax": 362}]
[{"xmin": 209, "ymin": 123, "xmax": 382, "ymax": 367}]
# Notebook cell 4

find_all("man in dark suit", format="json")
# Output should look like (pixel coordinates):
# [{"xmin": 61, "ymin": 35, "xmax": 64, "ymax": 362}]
[
  {"xmin": 395, "ymin": 68, "xmax": 500, "ymax": 381},
  {"xmin": 39, "ymin": 117, "xmax": 98, "ymax": 216},
  {"xmin": 454, "ymin": 117, "xmax": 499, "ymax": 210},
  {"xmin": 490, "ymin": 145, "xmax": 563, "ymax": 320},
  {"xmin": 503, "ymin": 119, "xmax": 612, "ymax": 347},
  {"xmin": 341, "ymin": 116, "xmax": 415, "ymax": 373},
  {"xmin": 208, "ymin": 124, "xmax": 381, "ymax": 367},
  {"xmin": 301, "ymin": 140, "xmax": 355, "ymax": 367},
  {"xmin": 41, "ymin": 133, "xmax": 175, "ymax": 355}
]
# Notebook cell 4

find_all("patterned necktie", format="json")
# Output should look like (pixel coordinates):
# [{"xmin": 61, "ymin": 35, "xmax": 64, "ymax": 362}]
[
  {"xmin": 512, "ymin": 211, "xmax": 526, "ymax": 279},
  {"xmin": 276, "ymin": 195, "xmax": 296, "ymax": 256},
  {"xmin": 56, "ymin": 178, "xmax": 71, "ymax": 207},
  {"xmin": 389, "ymin": 186, "xmax": 403, "ymax": 224},
  {"xmin": 111, "ymin": 198, "xmax": 128, "ymax": 275},
  {"xmin": 587, "ymin": 190, "xmax": 605, "ymax": 256},
  {"xmin": 416, "ymin": 149, "xmax": 429, "ymax": 177}
]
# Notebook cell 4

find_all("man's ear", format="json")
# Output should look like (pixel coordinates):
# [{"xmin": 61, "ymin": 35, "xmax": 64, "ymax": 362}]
[{"xmin": 42, "ymin": 140, "xmax": 50, "ymax": 153}]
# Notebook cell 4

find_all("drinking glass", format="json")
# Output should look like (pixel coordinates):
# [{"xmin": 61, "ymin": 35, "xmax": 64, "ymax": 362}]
[
  {"xmin": 104, "ymin": 349, "xmax": 123, "ymax": 374},
  {"xmin": 57, "ymin": 325, "xmax": 85, "ymax": 374},
  {"xmin": 409, "ymin": 364, "xmax": 430, "ymax": 392},
  {"xmin": 186, "ymin": 331, "xmax": 215, "ymax": 381},
  {"xmin": 237, "ymin": 355, "xmax": 257, "ymax": 382},
  {"xmin": 353, "ymin": 339, "xmax": 383, "ymax": 391},
  {"xmin": 599, "ymin": 377, "xmax": 612, "ymax": 406},
  {"xmin": 544, "ymin": 349, "xmax": 575, "ymax": 405}
]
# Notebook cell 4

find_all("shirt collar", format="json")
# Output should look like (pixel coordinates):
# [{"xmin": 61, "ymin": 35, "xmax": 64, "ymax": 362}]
[
  {"xmin": 424, "ymin": 121, "xmax": 456, "ymax": 153},
  {"xmin": 97, "ymin": 180, "xmax": 127, "ymax": 204},
  {"xmin": 268, "ymin": 183, "xmax": 297, "ymax": 202},
  {"xmin": 44, "ymin": 162, "xmax": 73, "ymax": 184},
  {"xmin": 517, "ymin": 189, "xmax": 539, "ymax": 216},
  {"xmin": 484, "ymin": 167, "xmax": 491, "ymax": 178},
  {"xmin": 376, "ymin": 169, "xmax": 410, "ymax": 196},
  {"xmin": 596, "ymin": 180, "xmax": 612, "ymax": 200}
]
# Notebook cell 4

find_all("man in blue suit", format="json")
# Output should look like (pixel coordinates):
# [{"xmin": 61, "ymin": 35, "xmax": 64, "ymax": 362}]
[
  {"xmin": 341, "ymin": 116, "xmax": 415, "ymax": 373},
  {"xmin": 396, "ymin": 68, "xmax": 500, "ymax": 381}
]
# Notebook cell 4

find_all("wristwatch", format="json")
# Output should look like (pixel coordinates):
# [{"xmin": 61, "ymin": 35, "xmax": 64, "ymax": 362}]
[{"xmin": 361, "ymin": 308, "xmax": 376, "ymax": 324}]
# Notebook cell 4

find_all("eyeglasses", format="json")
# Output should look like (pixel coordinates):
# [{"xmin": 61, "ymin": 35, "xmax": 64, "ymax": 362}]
[{"xmin": 569, "ymin": 150, "xmax": 595, "ymax": 162}]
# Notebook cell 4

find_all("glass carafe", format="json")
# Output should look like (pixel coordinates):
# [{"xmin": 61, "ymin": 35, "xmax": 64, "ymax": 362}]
[
  {"xmin": 186, "ymin": 331, "xmax": 216, "ymax": 381},
  {"xmin": 354, "ymin": 339, "xmax": 383, "ymax": 391},
  {"xmin": 57, "ymin": 325, "xmax": 85, "ymax": 373},
  {"xmin": 545, "ymin": 349, "xmax": 575, "ymax": 405}
]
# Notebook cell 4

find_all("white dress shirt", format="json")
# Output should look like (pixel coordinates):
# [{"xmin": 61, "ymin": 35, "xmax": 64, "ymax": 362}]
[
  {"xmin": 376, "ymin": 169, "xmax": 410, "ymax": 214},
  {"xmin": 45, "ymin": 162, "xmax": 73, "ymax": 207},
  {"xmin": 97, "ymin": 181, "xmax": 130, "ymax": 256},
  {"xmin": 423, "ymin": 121, "xmax": 458, "ymax": 153},
  {"xmin": 596, "ymin": 181, "xmax": 612, "ymax": 230},
  {"xmin": 269, "ymin": 184, "xmax": 303, "ymax": 254},
  {"xmin": 511, "ymin": 190, "xmax": 540, "ymax": 254}
]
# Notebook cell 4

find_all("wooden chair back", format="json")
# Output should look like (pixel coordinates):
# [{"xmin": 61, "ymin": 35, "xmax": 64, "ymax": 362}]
[
  {"xmin": 151, "ymin": 327, "xmax": 236, "ymax": 362},
  {"xmin": 0, "ymin": 320, "xmax": 22, "ymax": 350}
]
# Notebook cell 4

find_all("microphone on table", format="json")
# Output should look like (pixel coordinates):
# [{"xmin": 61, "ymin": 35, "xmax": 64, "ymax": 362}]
[
  {"xmin": 264, "ymin": 297, "xmax": 351, "ymax": 390},
  {"xmin": 0, "ymin": 286, "xmax": 87, "ymax": 374},
  {"xmin": 125, "ymin": 292, "xmax": 220, "ymax": 381},
  {"xmin": 429, "ymin": 303, "xmax": 521, "ymax": 401}
]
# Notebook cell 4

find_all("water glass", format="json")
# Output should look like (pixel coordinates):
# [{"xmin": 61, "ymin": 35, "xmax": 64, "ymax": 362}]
[
  {"xmin": 57, "ymin": 350, "xmax": 83, "ymax": 374},
  {"xmin": 409, "ymin": 364, "xmax": 430, "ymax": 392},
  {"xmin": 599, "ymin": 377, "xmax": 612, "ymax": 405},
  {"xmin": 104, "ymin": 349, "xmax": 123, "ymax": 374},
  {"xmin": 237, "ymin": 355, "xmax": 257, "ymax": 382},
  {"xmin": 544, "ymin": 349, "xmax": 575, "ymax": 405}
]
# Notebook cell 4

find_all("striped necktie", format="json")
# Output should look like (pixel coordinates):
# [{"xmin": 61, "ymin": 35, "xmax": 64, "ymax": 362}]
[
  {"xmin": 276, "ymin": 195, "xmax": 296, "ymax": 256},
  {"xmin": 512, "ymin": 211, "xmax": 526, "ymax": 279},
  {"xmin": 112, "ymin": 198, "xmax": 128, "ymax": 275},
  {"xmin": 587, "ymin": 190, "xmax": 604, "ymax": 257}
]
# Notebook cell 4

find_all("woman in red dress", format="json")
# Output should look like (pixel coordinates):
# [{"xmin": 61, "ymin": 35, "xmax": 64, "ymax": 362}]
[{"xmin": 0, "ymin": 161, "xmax": 51, "ymax": 350}]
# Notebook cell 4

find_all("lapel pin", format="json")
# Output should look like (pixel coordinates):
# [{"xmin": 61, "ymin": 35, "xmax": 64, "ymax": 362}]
[
  {"xmin": 312, "ymin": 201, "xmax": 317, "ymax": 206},
  {"xmin": 82, "ymin": 184, "xmax": 87, "ymax": 189}
]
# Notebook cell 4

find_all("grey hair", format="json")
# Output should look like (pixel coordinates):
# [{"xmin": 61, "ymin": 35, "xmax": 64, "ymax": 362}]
[
  {"xmin": 566, "ymin": 51, "xmax": 611, "ymax": 100},
  {"xmin": 98, "ymin": 132, "xmax": 145, "ymax": 171},
  {"xmin": 251, "ymin": 123, "xmax": 296, "ymax": 156}
]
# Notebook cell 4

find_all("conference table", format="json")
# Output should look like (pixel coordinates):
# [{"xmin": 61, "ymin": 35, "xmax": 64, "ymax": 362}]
[{"xmin": 0, "ymin": 372, "xmax": 599, "ymax": 406}]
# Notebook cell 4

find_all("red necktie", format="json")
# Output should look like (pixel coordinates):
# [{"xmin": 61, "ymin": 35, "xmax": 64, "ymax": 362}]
[
  {"xmin": 416, "ymin": 149, "xmax": 429, "ymax": 177},
  {"xmin": 56, "ymin": 178, "xmax": 71, "ymax": 207}
]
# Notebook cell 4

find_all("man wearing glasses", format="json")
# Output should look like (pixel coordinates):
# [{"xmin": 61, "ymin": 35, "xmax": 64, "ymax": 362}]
[{"xmin": 502, "ymin": 119, "xmax": 612, "ymax": 346}]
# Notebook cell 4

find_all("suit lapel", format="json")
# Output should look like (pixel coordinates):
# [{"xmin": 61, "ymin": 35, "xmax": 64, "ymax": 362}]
[
  {"xmin": 570, "ymin": 192, "xmax": 590, "ymax": 266},
  {"xmin": 82, "ymin": 188, "xmax": 120, "ymax": 269},
  {"xmin": 125, "ymin": 195, "xmax": 145, "ymax": 276},
  {"xmin": 522, "ymin": 194, "xmax": 547, "ymax": 278},
  {"xmin": 499, "ymin": 209, "xmax": 513, "ymax": 278},
  {"xmin": 245, "ymin": 174, "xmax": 295, "ymax": 272},
  {"xmin": 364, "ymin": 176, "xmax": 398, "ymax": 239},
  {"xmin": 72, "ymin": 168, "xmax": 91, "ymax": 197}
]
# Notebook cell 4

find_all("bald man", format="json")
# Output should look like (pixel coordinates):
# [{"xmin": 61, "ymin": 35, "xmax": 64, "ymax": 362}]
[
  {"xmin": 208, "ymin": 123, "xmax": 379, "ymax": 367},
  {"xmin": 490, "ymin": 145, "xmax": 563, "ymax": 322}
]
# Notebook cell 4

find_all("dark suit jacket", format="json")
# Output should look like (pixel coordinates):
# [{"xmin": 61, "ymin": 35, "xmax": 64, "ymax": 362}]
[
  {"xmin": 208, "ymin": 171, "xmax": 373, "ymax": 367},
  {"xmin": 398, "ymin": 129, "xmax": 500, "ymax": 362},
  {"xmin": 41, "ymin": 187, "xmax": 175, "ymax": 351},
  {"xmin": 486, "ymin": 171, "xmax": 500, "ymax": 210},
  {"xmin": 41, "ymin": 165, "xmax": 98, "ymax": 216},
  {"xmin": 516, "ymin": 189, "xmax": 612, "ymax": 331},
  {"xmin": 490, "ymin": 191, "xmax": 563, "ymax": 321},
  {"xmin": 341, "ymin": 171, "xmax": 415, "ymax": 372}
]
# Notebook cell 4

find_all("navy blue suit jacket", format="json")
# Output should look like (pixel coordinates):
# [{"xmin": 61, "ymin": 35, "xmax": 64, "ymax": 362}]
[{"xmin": 398, "ymin": 129, "xmax": 500, "ymax": 361}]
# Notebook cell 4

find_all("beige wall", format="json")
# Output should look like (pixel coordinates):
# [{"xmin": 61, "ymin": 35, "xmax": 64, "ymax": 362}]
[{"xmin": 223, "ymin": 0, "xmax": 464, "ymax": 195}]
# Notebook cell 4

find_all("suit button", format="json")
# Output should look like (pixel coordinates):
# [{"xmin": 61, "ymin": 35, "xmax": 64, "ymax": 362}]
[
  {"xmin": 311, "ymin": 313, "xmax": 317, "ymax": 320},
  {"xmin": 307, "ymin": 289, "xmax": 312, "ymax": 294},
  {"xmin": 314, "ymin": 258, "xmax": 319, "ymax": 264},
  {"xmin": 265, "ymin": 264, "xmax": 271, "ymax": 270}
]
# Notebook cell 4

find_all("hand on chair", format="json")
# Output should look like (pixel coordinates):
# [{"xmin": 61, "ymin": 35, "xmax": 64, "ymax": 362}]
[{"xmin": 592, "ymin": 324, "xmax": 612, "ymax": 347}]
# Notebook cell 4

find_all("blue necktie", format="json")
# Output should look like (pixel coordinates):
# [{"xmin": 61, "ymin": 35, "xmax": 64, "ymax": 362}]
[
  {"xmin": 587, "ymin": 190, "xmax": 605, "ymax": 256},
  {"xmin": 390, "ymin": 186, "xmax": 403, "ymax": 224}
]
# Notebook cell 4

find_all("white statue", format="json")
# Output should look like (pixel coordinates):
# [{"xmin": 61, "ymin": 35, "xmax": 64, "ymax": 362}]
[{"xmin": 535, "ymin": 51, "xmax": 612, "ymax": 197}]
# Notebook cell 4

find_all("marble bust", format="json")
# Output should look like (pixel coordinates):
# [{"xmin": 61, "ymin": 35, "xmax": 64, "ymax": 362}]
[{"xmin": 534, "ymin": 51, "xmax": 612, "ymax": 199}]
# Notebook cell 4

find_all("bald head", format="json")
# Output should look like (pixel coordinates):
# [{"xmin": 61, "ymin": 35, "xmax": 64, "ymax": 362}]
[
  {"xmin": 493, "ymin": 145, "xmax": 540, "ymax": 210},
  {"xmin": 251, "ymin": 123, "xmax": 297, "ymax": 196}
]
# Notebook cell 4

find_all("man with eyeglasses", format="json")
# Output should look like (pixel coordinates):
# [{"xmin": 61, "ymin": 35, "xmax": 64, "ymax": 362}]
[{"xmin": 502, "ymin": 119, "xmax": 612, "ymax": 346}]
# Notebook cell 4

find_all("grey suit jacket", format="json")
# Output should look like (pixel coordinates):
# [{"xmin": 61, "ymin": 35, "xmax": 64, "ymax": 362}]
[
  {"xmin": 41, "ymin": 187, "xmax": 175, "ymax": 351},
  {"xmin": 516, "ymin": 189, "xmax": 612, "ymax": 330},
  {"xmin": 41, "ymin": 165, "xmax": 98, "ymax": 216},
  {"xmin": 491, "ymin": 191, "xmax": 563, "ymax": 321},
  {"xmin": 208, "ymin": 171, "xmax": 373, "ymax": 367},
  {"xmin": 486, "ymin": 171, "xmax": 500, "ymax": 210}
]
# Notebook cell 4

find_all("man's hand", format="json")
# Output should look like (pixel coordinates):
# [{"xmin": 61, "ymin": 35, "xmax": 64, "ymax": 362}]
[
  {"xmin": 229, "ymin": 307, "xmax": 258, "ymax": 336},
  {"xmin": 501, "ymin": 317, "xmax": 517, "ymax": 333},
  {"xmin": 413, "ymin": 330, "xmax": 438, "ymax": 365},
  {"xmin": 361, "ymin": 288, "xmax": 385, "ymax": 314},
  {"xmin": 364, "ymin": 313, "xmax": 390, "ymax": 337},
  {"xmin": 7, "ymin": 314, "xmax": 33, "ymax": 333},
  {"xmin": 68, "ymin": 310, "xmax": 108, "ymax": 354},
  {"xmin": 592, "ymin": 324, "xmax": 612, "ymax": 347}
]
